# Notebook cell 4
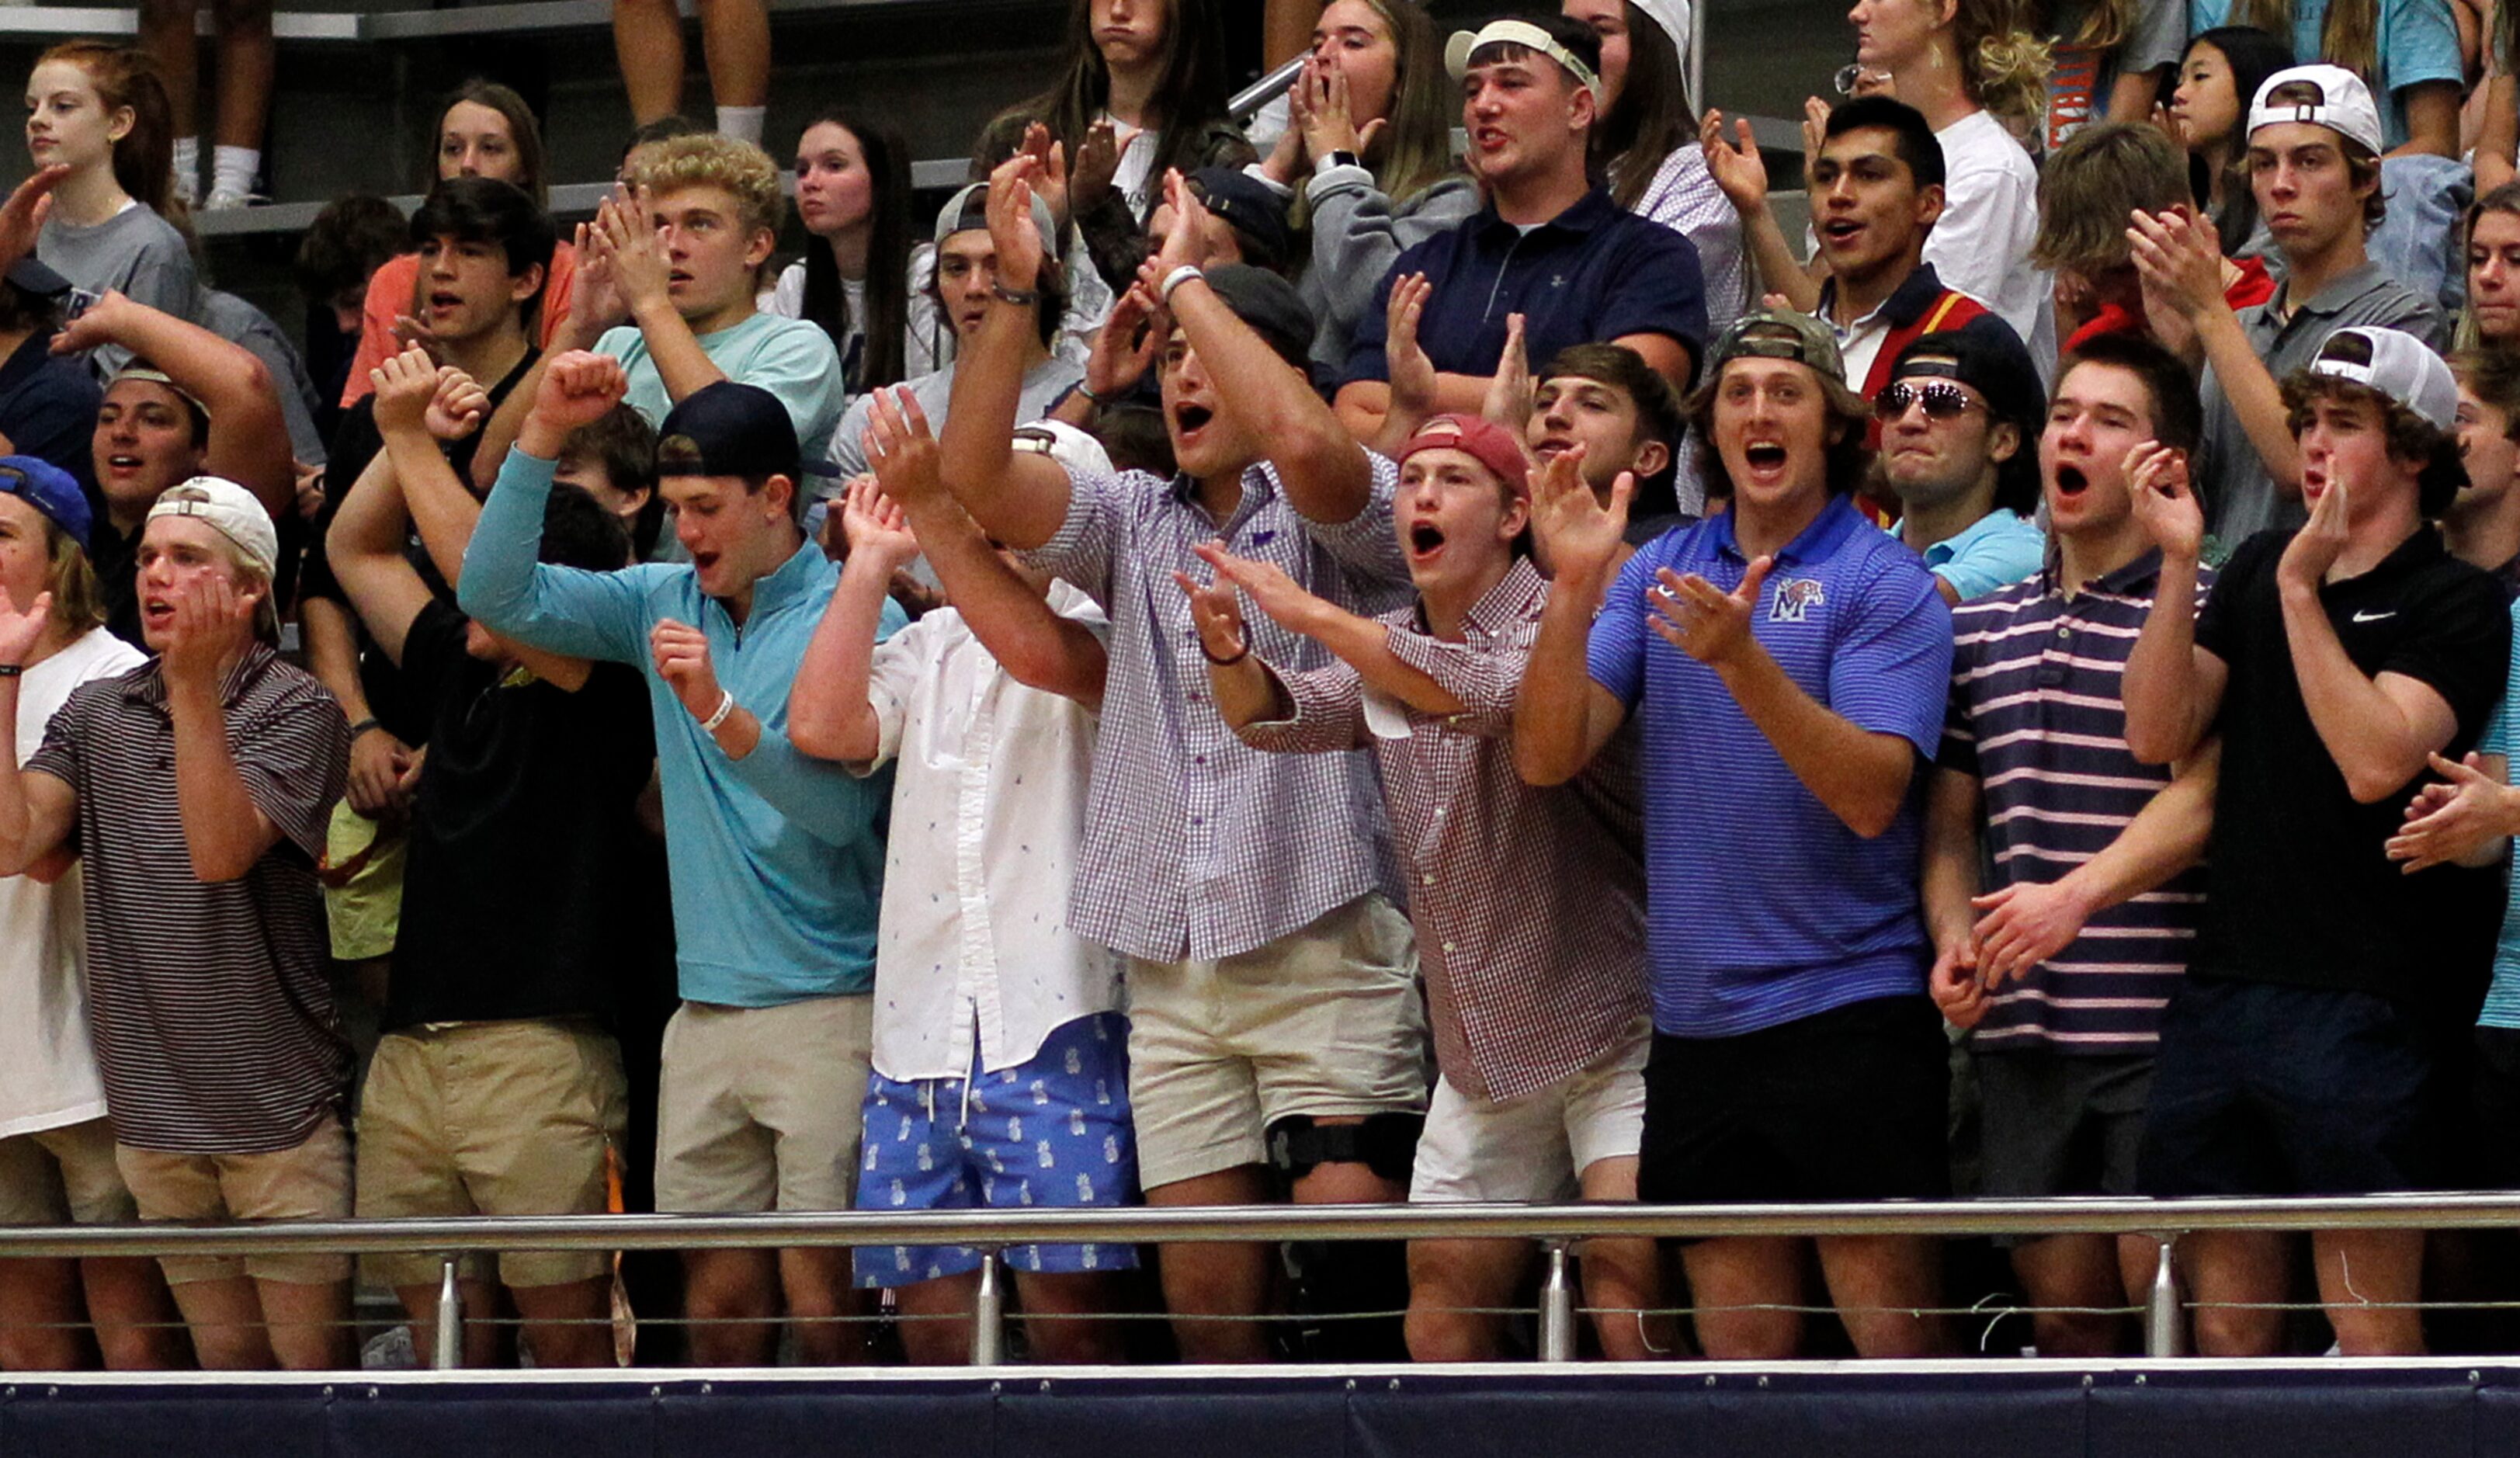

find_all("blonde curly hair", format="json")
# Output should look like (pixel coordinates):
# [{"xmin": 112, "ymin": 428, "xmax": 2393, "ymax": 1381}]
[{"xmin": 625, "ymin": 132, "xmax": 786, "ymax": 239}]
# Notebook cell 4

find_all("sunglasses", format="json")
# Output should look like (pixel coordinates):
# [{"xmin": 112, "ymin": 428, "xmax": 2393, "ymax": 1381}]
[
  {"xmin": 1876, "ymin": 380, "xmax": 1984, "ymax": 422},
  {"xmin": 1834, "ymin": 62, "xmax": 1891, "ymax": 95}
]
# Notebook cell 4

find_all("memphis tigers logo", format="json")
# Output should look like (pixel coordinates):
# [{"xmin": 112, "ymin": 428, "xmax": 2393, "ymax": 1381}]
[{"xmin": 1769, "ymin": 577, "xmax": 1826, "ymax": 623}]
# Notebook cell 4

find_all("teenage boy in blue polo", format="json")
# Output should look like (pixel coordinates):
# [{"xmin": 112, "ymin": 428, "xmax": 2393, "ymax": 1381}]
[
  {"xmin": 1519, "ymin": 309, "xmax": 1956, "ymax": 1361},
  {"xmin": 460, "ymin": 356, "xmax": 901, "ymax": 1367},
  {"xmin": 1333, "ymin": 15, "xmax": 1706, "ymax": 452}
]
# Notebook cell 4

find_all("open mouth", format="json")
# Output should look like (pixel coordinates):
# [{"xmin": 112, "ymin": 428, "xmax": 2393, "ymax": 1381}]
[
  {"xmin": 1173, "ymin": 403, "xmax": 1214, "ymax": 436},
  {"xmin": 1407, "ymin": 522, "xmax": 1446, "ymax": 557},
  {"xmin": 1821, "ymin": 217, "xmax": 1863, "ymax": 245},
  {"xmin": 105, "ymin": 453, "xmax": 144, "ymax": 474},
  {"xmin": 1532, "ymin": 435, "xmax": 1574, "ymax": 457},
  {"xmin": 2052, "ymin": 463, "xmax": 2088, "ymax": 497},
  {"xmin": 668, "ymin": 270, "xmax": 694, "ymax": 287},
  {"xmin": 141, "ymin": 599, "xmax": 174, "ymax": 627},
  {"xmin": 1744, "ymin": 443, "xmax": 1788, "ymax": 471},
  {"xmin": 426, "ymin": 290, "xmax": 462, "ymax": 311},
  {"xmin": 1473, "ymin": 127, "xmax": 1508, "ymax": 151}
]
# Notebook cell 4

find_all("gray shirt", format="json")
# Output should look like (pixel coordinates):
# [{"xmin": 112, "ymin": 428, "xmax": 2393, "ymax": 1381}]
[
  {"xmin": 826, "ymin": 353, "xmax": 1083, "ymax": 483},
  {"xmin": 38, "ymin": 204, "xmax": 197, "ymax": 381},
  {"xmin": 2197, "ymin": 260, "xmax": 2446, "ymax": 545},
  {"xmin": 194, "ymin": 290, "xmax": 328, "ymax": 466},
  {"xmin": 1296, "ymin": 168, "xmax": 1480, "ymax": 373}
]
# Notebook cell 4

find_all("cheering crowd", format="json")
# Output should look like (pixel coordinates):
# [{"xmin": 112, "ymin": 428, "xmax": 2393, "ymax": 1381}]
[{"xmin": 5, "ymin": 0, "xmax": 2520, "ymax": 1374}]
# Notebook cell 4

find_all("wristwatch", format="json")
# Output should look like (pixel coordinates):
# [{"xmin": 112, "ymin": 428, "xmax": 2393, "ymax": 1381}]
[
  {"xmin": 1326, "ymin": 149, "xmax": 1362, "ymax": 171},
  {"xmin": 990, "ymin": 281, "xmax": 1042, "ymax": 307}
]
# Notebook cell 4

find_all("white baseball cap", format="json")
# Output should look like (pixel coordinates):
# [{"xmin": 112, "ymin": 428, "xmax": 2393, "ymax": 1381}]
[
  {"xmin": 145, "ymin": 475, "xmax": 279, "ymax": 578},
  {"xmin": 1443, "ymin": 19, "xmax": 1600, "ymax": 97},
  {"xmin": 1012, "ymin": 418, "xmax": 1113, "ymax": 479},
  {"xmin": 1629, "ymin": 0, "xmax": 1693, "ymax": 61},
  {"xmin": 2248, "ymin": 64, "xmax": 2384, "ymax": 155},
  {"xmin": 2307, "ymin": 327, "xmax": 2458, "ymax": 432}
]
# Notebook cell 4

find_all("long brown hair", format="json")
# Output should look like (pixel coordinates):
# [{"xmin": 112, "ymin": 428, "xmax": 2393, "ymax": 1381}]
[
  {"xmin": 1352, "ymin": 0, "xmax": 1456, "ymax": 207},
  {"xmin": 1595, "ymin": 1, "xmax": 1696, "ymax": 210},
  {"xmin": 429, "ymin": 80, "xmax": 550, "ymax": 206},
  {"xmin": 988, "ymin": 0, "xmax": 1237, "ymax": 191},
  {"xmin": 797, "ymin": 110, "xmax": 915, "ymax": 394},
  {"xmin": 35, "ymin": 42, "xmax": 177, "ymax": 220},
  {"xmin": 2230, "ymin": 0, "xmax": 2379, "ymax": 85}
]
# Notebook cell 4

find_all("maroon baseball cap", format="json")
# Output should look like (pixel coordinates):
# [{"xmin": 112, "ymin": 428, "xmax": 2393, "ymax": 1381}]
[{"xmin": 1397, "ymin": 413, "xmax": 1529, "ymax": 494}]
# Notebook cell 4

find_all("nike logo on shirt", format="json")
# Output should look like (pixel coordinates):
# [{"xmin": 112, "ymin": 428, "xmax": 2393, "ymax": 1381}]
[{"xmin": 2351, "ymin": 610, "xmax": 2397, "ymax": 623}]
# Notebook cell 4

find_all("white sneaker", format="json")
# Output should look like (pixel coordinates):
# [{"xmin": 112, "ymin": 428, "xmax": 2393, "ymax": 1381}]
[{"xmin": 202, "ymin": 187, "xmax": 262, "ymax": 210}]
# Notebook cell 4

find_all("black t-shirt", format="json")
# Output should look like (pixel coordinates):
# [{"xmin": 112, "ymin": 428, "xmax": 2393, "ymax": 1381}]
[
  {"xmin": 300, "ymin": 349, "xmax": 536, "ymax": 745},
  {"xmin": 2191, "ymin": 526, "xmax": 2511, "ymax": 1010},
  {"xmin": 384, "ymin": 599, "xmax": 668, "ymax": 1030}
]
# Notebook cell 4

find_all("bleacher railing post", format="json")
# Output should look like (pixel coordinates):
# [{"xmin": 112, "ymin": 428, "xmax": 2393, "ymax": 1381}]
[
  {"xmin": 1538, "ymin": 1241, "xmax": 1575, "ymax": 1363},
  {"xmin": 434, "ymin": 1255, "xmax": 461, "ymax": 1369},
  {"xmin": 972, "ymin": 1248, "xmax": 1006, "ymax": 1366},
  {"xmin": 2146, "ymin": 1236, "xmax": 2182, "ymax": 1359}
]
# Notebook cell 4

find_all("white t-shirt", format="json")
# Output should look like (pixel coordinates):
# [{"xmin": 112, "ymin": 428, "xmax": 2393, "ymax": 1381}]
[
  {"xmin": 0, "ymin": 626, "xmax": 145, "ymax": 1138},
  {"xmin": 1924, "ymin": 109, "xmax": 2055, "ymax": 381},
  {"xmin": 1103, "ymin": 112, "xmax": 1160, "ymax": 220}
]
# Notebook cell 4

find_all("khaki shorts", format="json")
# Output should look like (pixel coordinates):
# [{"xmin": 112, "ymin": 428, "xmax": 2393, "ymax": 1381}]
[
  {"xmin": 119, "ymin": 1113, "xmax": 352, "ymax": 1286},
  {"xmin": 356, "ymin": 1020, "xmax": 628, "ymax": 1290},
  {"xmin": 1410, "ymin": 1017, "xmax": 1650, "ymax": 1204},
  {"xmin": 654, "ymin": 995, "xmax": 872, "ymax": 1214},
  {"xmin": 0, "ymin": 1116, "xmax": 138, "ymax": 1225},
  {"xmin": 321, "ymin": 800, "xmax": 406, "ymax": 963},
  {"xmin": 1126, "ymin": 894, "xmax": 1428, "ymax": 1190}
]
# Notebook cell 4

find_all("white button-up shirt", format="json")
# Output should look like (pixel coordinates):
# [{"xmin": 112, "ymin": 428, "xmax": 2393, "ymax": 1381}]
[{"xmin": 859, "ymin": 582, "xmax": 1123, "ymax": 1081}]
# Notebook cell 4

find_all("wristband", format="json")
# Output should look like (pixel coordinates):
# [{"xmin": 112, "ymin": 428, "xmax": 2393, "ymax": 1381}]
[
  {"xmin": 699, "ymin": 689, "xmax": 738, "ymax": 734},
  {"xmin": 346, "ymin": 717, "xmax": 383, "ymax": 741},
  {"xmin": 1199, "ymin": 627, "xmax": 1250, "ymax": 667},
  {"xmin": 1160, "ymin": 265, "xmax": 1204, "ymax": 304},
  {"xmin": 0, "ymin": 664, "xmax": 20, "ymax": 679},
  {"xmin": 990, "ymin": 281, "xmax": 1042, "ymax": 307},
  {"xmin": 1326, "ymin": 149, "xmax": 1362, "ymax": 171},
  {"xmin": 1078, "ymin": 379, "xmax": 1123, "ymax": 406}
]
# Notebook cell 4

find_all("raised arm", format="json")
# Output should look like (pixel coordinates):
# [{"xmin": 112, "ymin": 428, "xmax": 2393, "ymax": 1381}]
[
  {"xmin": 1177, "ymin": 559, "xmax": 1294, "ymax": 731},
  {"xmin": 0, "ymin": 588, "xmax": 78, "ymax": 877},
  {"xmin": 2278, "ymin": 485, "xmax": 2472, "ymax": 802},
  {"xmin": 52, "ymin": 291, "xmax": 294, "ymax": 518},
  {"xmin": 1150, "ymin": 169, "xmax": 1377, "ymax": 526},
  {"xmin": 933, "ymin": 153, "xmax": 1077, "ymax": 550},
  {"xmin": 788, "ymin": 476, "xmax": 918, "ymax": 763},
  {"xmin": 867, "ymin": 388, "xmax": 1107, "ymax": 707},
  {"xmin": 1514, "ymin": 448, "xmax": 1634, "ymax": 785},
  {"xmin": 2130, "ymin": 207, "xmax": 2298, "ymax": 495},
  {"xmin": 602, "ymin": 189, "xmax": 731, "ymax": 404},
  {"xmin": 1700, "ymin": 111, "xmax": 1821, "ymax": 314},
  {"xmin": 2120, "ymin": 443, "xmax": 2230, "ymax": 763}
]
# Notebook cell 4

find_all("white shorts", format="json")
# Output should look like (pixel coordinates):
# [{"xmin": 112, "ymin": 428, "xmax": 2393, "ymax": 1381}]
[{"xmin": 1409, "ymin": 1018, "xmax": 1650, "ymax": 1204}]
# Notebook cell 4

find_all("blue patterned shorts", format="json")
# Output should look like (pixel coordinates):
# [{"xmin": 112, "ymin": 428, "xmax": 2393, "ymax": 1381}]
[{"xmin": 852, "ymin": 1012, "xmax": 1140, "ymax": 1287}]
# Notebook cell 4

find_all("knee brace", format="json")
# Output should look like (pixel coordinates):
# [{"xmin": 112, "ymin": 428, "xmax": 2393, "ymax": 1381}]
[{"xmin": 1264, "ymin": 1111, "xmax": 1424, "ymax": 1188}]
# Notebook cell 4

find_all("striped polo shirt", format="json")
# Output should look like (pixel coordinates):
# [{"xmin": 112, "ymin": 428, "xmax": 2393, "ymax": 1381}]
[
  {"xmin": 1941, "ymin": 550, "xmax": 2214, "ymax": 1054},
  {"xmin": 25, "ymin": 646, "xmax": 352, "ymax": 1154},
  {"xmin": 1588, "ymin": 495, "xmax": 1954, "ymax": 1038}
]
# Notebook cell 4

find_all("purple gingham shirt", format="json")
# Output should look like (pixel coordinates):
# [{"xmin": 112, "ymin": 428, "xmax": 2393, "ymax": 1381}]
[
  {"xmin": 1023, "ymin": 455, "xmax": 1414, "ymax": 962},
  {"xmin": 1239, "ymin": 558, "xmax": 1650, "ymax": 1102}
]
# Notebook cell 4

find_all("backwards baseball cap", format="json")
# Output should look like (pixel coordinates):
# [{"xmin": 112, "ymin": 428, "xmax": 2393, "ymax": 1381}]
[
  {"xmin": 1185, "ymin": 167, "xmax": 1293, "ymax": 273},
  {"xmin": 1397, "ymin": 412, "xmax": 1530, "ymax": 495},
  {"xmin": 657, "ymin": 380, "xmax": 803, "ymax": 484},
  {"xmin": 1692, "ymin": 307, "xmax": 1871, "ymax": 418},
  {"xmin": 1628, "ymin": 0, "xmax": 1692, "ymax": 57},
  {"xmin": 2248, "ymin": 64, "xmax": 2384, "ymax": 155},
  {"xmin": 1443, "ymin": 18, "xmax": 1600, "ymax": 96},
  {"xmin": 2307, "ymin": 326, "xmax": 2459, "ymax": 432},
  {"xmin": 1199, "ymin": 264, "xmax": 1317, "ymax": 372},
  {"xmin": 145, "ymin": 476, "xmax": 277, "ymax": 578},
  {"xmin": 109, "ymin": 364, "xmax": 210, "ymax": 419},
  {"xmin": 933, "ymin": 181, "xmax": 1062, "ymax": 256},
  {"xmin": 1890, "ymin": 327, "xmax": 2047, "ymax": 438},
  {"xmin": 0, "ymin": 455, "xmax": 89, "ymax": 545}
]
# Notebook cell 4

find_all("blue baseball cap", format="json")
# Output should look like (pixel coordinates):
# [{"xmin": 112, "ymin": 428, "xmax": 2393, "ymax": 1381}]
[{"xmin": 0, "ymin": 455, "xmax": 89, "ymax": 546}]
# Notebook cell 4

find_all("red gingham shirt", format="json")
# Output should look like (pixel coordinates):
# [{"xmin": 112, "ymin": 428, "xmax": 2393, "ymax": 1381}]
[{"xmin": 1240, "ymin": 557, "xmax": 1650, "ymax": 1102}]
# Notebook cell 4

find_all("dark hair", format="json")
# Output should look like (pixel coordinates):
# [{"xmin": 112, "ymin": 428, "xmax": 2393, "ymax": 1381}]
[
  {"xmin": 1594, "ymin": 2, "xmax": 1696, "ymax": 210},
  {"xmin": 538, "ymin": 481, "xmax": 633, "ymax": 572},
  {"xmin": 1688, "ymin": 360, "xmax": 1874, "ymax": 501},
  {"xmin": 432, "ymin": 81, "xmax": 549, "ymax": 206},
  {"xmin": 1469, "ymin": 13, "xmax": 1605, "ymax": 98},
  {"xmin": 560, "ymin": 404, "xmax": 663, "ymax": 558},
  {"xmin": 990, "ymin": 0, "xmax": 1236, "ymax": 190},
  {"xmin": 621, "ymin": 114, "xmax": 706, "ymax": 163},
  {"xmin": 2061, "ymin": 332, "xmax": 2205, "ymax": 457},
  {"xmin": 927, "ymin": 229, "xmax": 1069, "ymax": 351},
  {"xmin": 2256, "ymin": 76, "xmax": 2386, "ymax": 227},
  {"xmin": 2455, "ymin": 346, "xmax": 2520, "ymax": 445},
  {"xmin": 1824, "ymin": 95, "xmax": 1946, "ymax": 191},
  {"xmin": 294, "ymin": 194, "xmax": 408, "ymax": 304},
  {"xmin": 2185, "ymin": 26, "xmax": 2304, "ymax": 252},
  {"xmin": 1539, "ymin": 342, "xmax": 1685, "ymax": 500},
  {"xmin": 0, "ymin": 277, "xmax": 55, "ymax": 336},
  {"xmin": 409, "ymin": 175, "xmax": 557, "ymax": 292},
  {"xmin": 2281, "ymin": 372, "xmax": 2466, "ymax": 516},
  {"xmin": 795, "ymin": 112, "xmax": 915, "ymax": 394},
  {"xmin": 36, "ymin": 43, "xmax": 179, "ymax": 220}
]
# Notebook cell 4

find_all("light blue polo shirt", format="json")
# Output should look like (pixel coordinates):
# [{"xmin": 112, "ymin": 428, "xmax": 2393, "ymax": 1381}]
[
  {"xmin": 1910, "ymin": 506, "xmax": 2045, "ymax": 602},
  {"xmin": 1588, "ymin": 495, "xmax": 1954, "ymax": 1038},
  {"xmin": 2478, "ymin": 599, "xmax": 2520, "ymax": 1030},
  {"xmin": 460, "ymin": 450, "xmax": 904, "ymax": 1008}
]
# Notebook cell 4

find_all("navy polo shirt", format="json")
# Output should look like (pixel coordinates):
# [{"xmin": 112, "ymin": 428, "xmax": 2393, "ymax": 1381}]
[
  {"xmin": 1588, "ymin": 495, "xmax": 1952, "ymax": 1037},
  {"xmin": 0, "ymin": 328, "xmax": 101, "ymax": 516},
  {"xmin": 1342, "ymin": 186, "xmax": 1708, "ymax": 391}
]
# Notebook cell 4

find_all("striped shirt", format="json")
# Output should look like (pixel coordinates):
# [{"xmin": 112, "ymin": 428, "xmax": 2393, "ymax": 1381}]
[
  {"xmin": 1238, "ymin": 557, "xmax": 1650, "ymax": 1102},
  {"xmin": 1022, "ymin": 456, "xmax": 1414, "ymax": 963},
  {"xmin": 1941, "ymin": 550, "xmax": 2214, "ymax": 1053},
  {"xmin": 25, "ymin": 646, "xmax": 351, "ymax": 1154},
  {"xmin": 1588, "ymin": 496, "xmax": 1954, "ymax": 1037}
]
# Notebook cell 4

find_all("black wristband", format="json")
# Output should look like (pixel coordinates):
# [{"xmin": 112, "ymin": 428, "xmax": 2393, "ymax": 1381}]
[
  {"xmin": 0, "ymin": 663, "xmax": 21, "ymax": 679},
  {"xmin": 1199, "ymin": 628, "xmax": 1250, "ymax": 667},
  {"xmin": 346, "ymin": 717, "xmax": 383, "ymax": 741}
]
